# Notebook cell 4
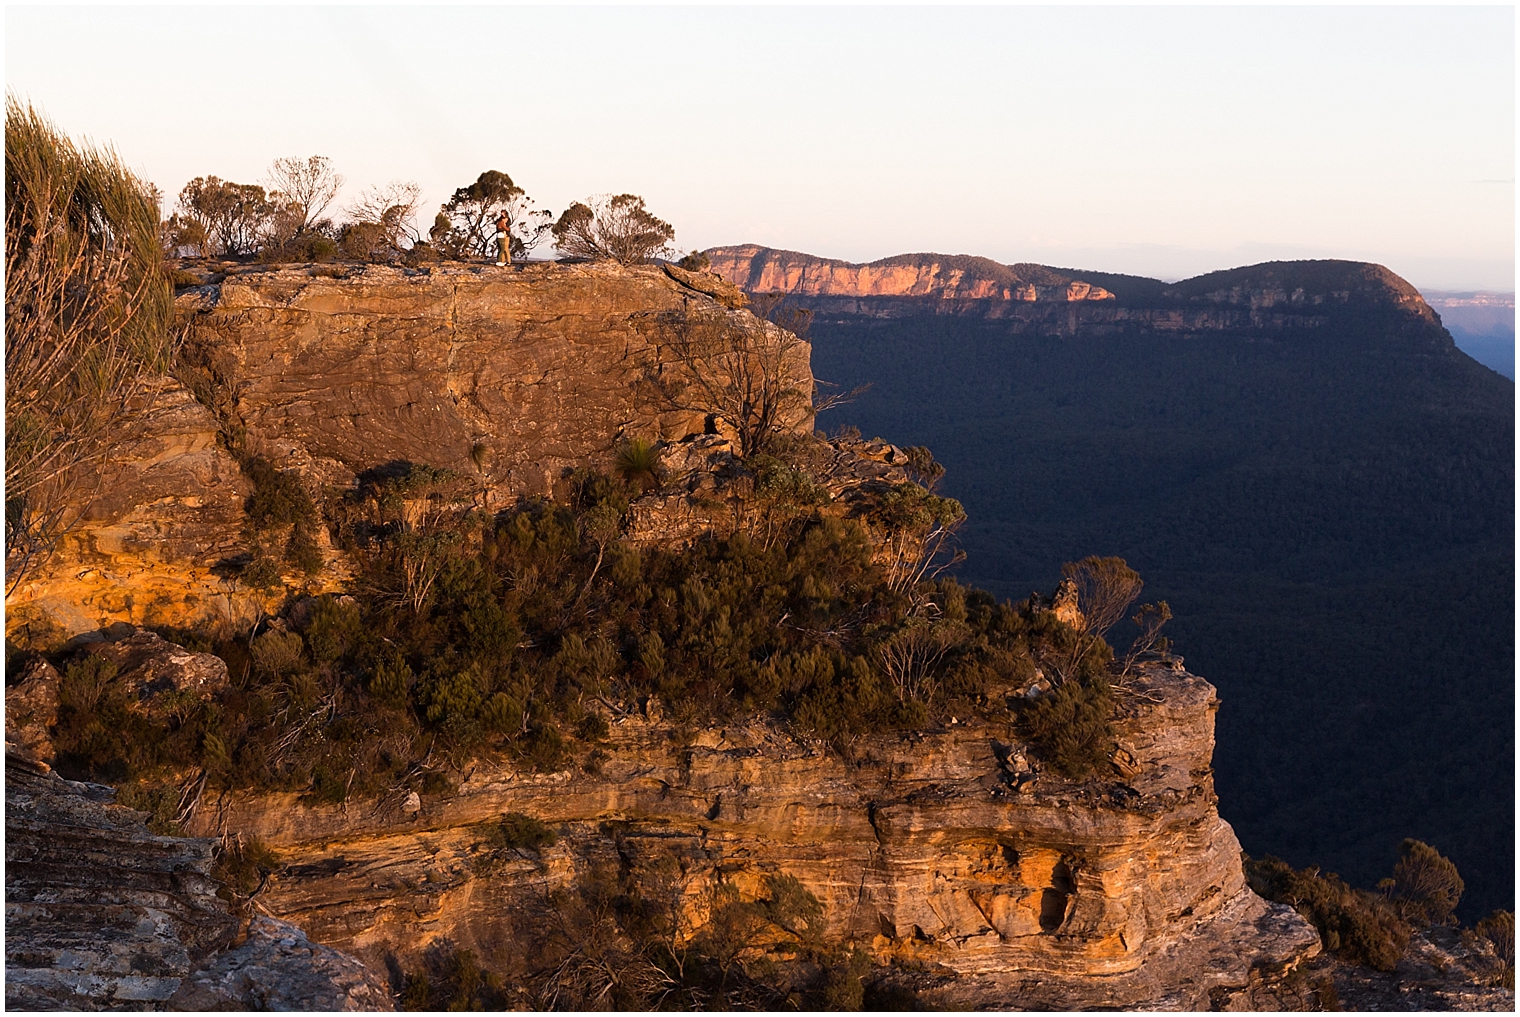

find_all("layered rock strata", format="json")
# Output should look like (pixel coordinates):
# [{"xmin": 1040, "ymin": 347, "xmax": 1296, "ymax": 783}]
[
  {"xmin": 172, "ymin": 260, "xmax": 810, "ymax": 499},
  {"xmin": 4, "ymin": 375, "xmax": 251, "ymax": 644},
  {"xmin": 185, "ymin": 663, "xmax": 1319, "ymax": 1010}
]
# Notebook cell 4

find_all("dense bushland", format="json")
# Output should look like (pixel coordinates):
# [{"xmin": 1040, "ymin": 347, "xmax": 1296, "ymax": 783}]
[{"xmin": 45, "ymin": 447, "xmax": 1133, "ymax": 805}]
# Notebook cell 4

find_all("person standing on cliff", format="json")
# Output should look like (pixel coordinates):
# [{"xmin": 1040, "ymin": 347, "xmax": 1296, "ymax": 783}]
[{"xmin": 493, "ymin": 211, "xmax": 511, "ymax": 266}]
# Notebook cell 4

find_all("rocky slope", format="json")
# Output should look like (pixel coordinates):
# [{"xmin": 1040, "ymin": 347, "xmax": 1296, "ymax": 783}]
[
  {"xmin": 175, "ymin": 661, "xmax": 1317, "ymax": 1010},
  {"xmin": 4, "ymin": 753, "xmax": 392, "ymax": 1010}
]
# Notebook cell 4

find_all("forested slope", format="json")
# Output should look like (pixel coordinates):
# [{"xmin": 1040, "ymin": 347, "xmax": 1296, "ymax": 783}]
[{"xmin": 807, "ymin": 301, "xmax": 1514, "ymax": 921}]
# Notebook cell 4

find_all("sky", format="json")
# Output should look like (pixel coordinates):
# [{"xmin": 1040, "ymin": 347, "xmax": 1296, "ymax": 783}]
[{"xmin": 6, "ymin": 5, "xmax": 1515, "ymax": 290}]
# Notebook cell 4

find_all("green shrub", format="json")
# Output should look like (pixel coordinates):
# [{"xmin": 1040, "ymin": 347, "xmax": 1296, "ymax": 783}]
[
  {"xmin": 115, "ymin": 781, "xmax": 182, "ymax": 834},
  {"xmin": 240, "ymin": 553, "xmax": 283, "ymax": 591},
  {"xmin": 303, "ymin": 597, "xmax": 361, "ymax": 665},
  {"xmin": 212, "ymin": 835, "xmax": 281, "ymax": 900},
  {"xmin": 243, "ymin": 457, "xmax": 316, "ymax": 530},
  {"xmin": 368, "ymin": 653, "xmax": 412, "ymax": 708},
  {"xmin": 1018, "ymin": 677, "xmax": 1116, "ymax": 779},
  {"xmin": 1246, "ymin": 854, "xmax": 1409, "ymax": 970},
  {"xmin": 488, "ymin": 812, "xmax": 558, "ymax": 853},
  {"xmin": 286, "ymin": 526, "xmax": 324, "ymax": 575},
  {"xmin": 613, "ymin": 437, "xmax": 662, "ymax": 492},
  {"xmin": 1474, "ymin": 910, "xmax": 1515, "ymax": 988},
  {"xmin": 250, "ymin": 630, "xmax": 305, "ymax": 679},
  {"xmin": 401, "ymin": 945, "xmax": 510, "ymax": 1012}
]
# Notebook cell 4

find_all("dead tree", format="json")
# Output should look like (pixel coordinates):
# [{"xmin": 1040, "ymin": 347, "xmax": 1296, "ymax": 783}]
[{"xmin": 646, "ymin": 307, "xmax": 814, "ymax": 458}]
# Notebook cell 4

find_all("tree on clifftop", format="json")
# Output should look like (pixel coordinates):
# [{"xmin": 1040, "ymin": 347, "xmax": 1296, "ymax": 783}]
[
  {"xmin": 266, "ymin": 155, "xmax": 344, "ymax": 237},
  {"xmin": 432, "ymin": 170, "xmax": 551, "ymax": 261},
  {"xmin": 172, "ymin": 176, "xmax": 275, "ymax": 257},
  {"xmin": 552, "ymin": 193, "xmax": 674, "ymax": 265}
]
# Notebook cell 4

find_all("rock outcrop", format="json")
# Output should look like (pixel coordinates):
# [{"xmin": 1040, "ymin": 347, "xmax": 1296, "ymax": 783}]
[
  {"xmin": 5, "ymin": 754, "xmax": 235, "ymax": 1010},
  {"xmin": 184, "ymin": 663, "xmax": 1318, "ymax": 1010},
  {"xmin": 173, "ymin": 260, "xmax": 809, "ymax": 500},
  {"xmin": 165, "ymin": 916, "xmax": 394, "ymax": 1012},
  {"xmin": 7, "ymin": 260, "xmax": 812, "ymax": 643},
  {"xmin": 4, "ymin": 374, "xmax": 252, "ymax": 646},
  {"xmin": 4, "ymin": 754, "xmax": 393, "ymax": 1011}
]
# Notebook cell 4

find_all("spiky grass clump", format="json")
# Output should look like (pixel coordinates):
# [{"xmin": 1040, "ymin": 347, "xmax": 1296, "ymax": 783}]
[
  {"xmin": 613, "ymin": 437, "xmax": 662, "ymax": 492},
  {"xmin": 5, "ymin": 98, "xmax": 173, "ymax": 583}
]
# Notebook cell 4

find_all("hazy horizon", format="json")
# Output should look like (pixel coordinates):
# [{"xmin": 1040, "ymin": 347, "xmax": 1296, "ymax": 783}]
[{"xmin": 6, "ymin": 6, "xmax": 1514, "ymax": 291}]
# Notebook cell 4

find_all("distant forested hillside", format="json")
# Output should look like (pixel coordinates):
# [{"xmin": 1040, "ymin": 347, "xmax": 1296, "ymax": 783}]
[{"xmin": 808, "ymin": 307, "xmax": 1514, "ymax": 921}]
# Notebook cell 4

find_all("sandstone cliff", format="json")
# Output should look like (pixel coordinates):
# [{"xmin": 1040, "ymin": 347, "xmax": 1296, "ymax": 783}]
[
  {"xmin": 6, "ymin": 261, "xmax": 811, "ymax": 643},
  {"xmin": 180, "ymin": 662, "xmax": 1317, "ymax": 1010},
  {"xmin": 5, "ymin": 257, "xmax": 1336, "ymax": 1010}
]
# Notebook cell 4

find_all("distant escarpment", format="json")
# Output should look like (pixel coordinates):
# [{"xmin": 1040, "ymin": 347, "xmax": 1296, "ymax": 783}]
[{"xmin": 705, "ymin": 245, "xmax": 1446, "ymax": 340}]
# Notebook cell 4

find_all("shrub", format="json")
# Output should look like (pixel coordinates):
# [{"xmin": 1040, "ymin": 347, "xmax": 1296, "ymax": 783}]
[
  {"xmin": 303, "ymin": 597, "xmax": 361, "ymax": 665},
  {"xmin": 401, "ymin": 944, "xmax": 510, "ymax": 1012},
  {"xmin": 240, "ymin": 554, "xmax": 283, "ymax": 591},
  {"xmin": 1474, "ymin": 910, "xmax": 1515, "ymax": 988},
  {"xmin": 551, "ymin": 194, "xmax": 674, "ymax": 265},
  {"xmin": 1018, "ymin": 676, "xmax": 1116, "ymax": 779},
  {"xmin": 212, "ymin": 835, "xmax": 281, "ymax": 901},
  {"xmin": 243, "ymin": 457, "xmax": 316, "ymax": 530},
  {"xmin": 1383, "ymin": 838, "xmax": 1464, "ymax": 926},
  {"xmin": 1245, "ymin": 854, "xmax": 1409, "ymax": 970},
  {"xmin": 250, "ymin": 630, "xmax": 306, "ymax": 679},
  {"xmin": 489, "ymin": 812, "xmax": 558, "ymax": 853}
]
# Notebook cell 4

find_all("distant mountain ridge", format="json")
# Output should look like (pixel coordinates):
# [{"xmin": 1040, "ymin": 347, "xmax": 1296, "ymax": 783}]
[{"xmin": 704, "ymin": 245, "xmax": 1442, "ymax": 331}]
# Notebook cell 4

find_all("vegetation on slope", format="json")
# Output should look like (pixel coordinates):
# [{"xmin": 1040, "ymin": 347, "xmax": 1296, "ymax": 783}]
[
  {"xmin": 397, "ymin": 871, "xmax": 915, "ymax": 1011},
  {"xmin": 1247, "ymin": 841, "xmax": 1514, "ymax": 988},
  {"xmin": 44, "ymin": 445, "xmax": 1138, "ymax": 806}
]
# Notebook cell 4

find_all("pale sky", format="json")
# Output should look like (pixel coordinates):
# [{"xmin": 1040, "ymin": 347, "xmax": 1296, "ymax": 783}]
[{"xmin": 6, "ymin": 5, "xmax": 1515, "ymax": 290}]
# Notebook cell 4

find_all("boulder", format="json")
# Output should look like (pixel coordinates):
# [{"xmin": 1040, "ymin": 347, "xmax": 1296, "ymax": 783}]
[{"xmin": 85, "ymin": 627, "xmax": 229, "ymax": 717}]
